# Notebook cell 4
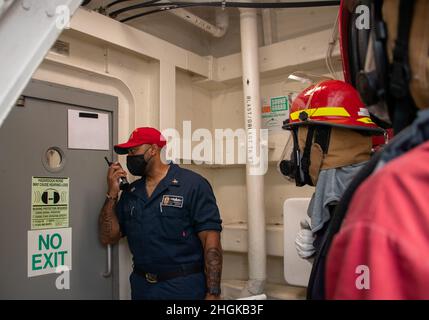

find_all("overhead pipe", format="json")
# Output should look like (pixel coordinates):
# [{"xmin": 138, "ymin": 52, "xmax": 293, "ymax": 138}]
[
  {"xmin": 169, "ymin": 6, "xmax": 229, "ymax": 38},
  {"xmin": 239, "ymin": 7, "xmax": 267, "ymax": 298},
  {"xmin": 110, "ymin": 0, "xmax": 229, "ymax": 37},
  {"xmin": 111, "ymin": 1, "xmax": 340, "ymax": 22}
]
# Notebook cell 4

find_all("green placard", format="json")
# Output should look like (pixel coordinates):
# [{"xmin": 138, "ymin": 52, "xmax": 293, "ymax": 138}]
[
  {"xmin": 270, "ymin": 96, "xmax": 289, "ymax": 112},
  {"xmin": 31, "ymin": 177, "xmax": 69, "ymax": 230},
  {"xmin": 262, "ymin": 96, "xmax": 290, "ymax": 133}
]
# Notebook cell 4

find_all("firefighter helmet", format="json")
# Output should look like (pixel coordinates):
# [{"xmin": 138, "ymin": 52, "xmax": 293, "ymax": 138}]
[{"xmin": 283, "ymin": 79, "xmax": 384, "ymax": 135}]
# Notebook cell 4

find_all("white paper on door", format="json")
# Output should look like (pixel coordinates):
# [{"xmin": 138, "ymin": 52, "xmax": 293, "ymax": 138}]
[{"xmin": 68, "ymin": 109, "xmax": 109, "ymax": 150}]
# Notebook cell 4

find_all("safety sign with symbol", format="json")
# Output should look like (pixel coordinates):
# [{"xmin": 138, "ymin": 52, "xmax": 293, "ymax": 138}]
[
  {"xmin": 262, "ymin": 96, "xmax": 290, "ymax": 133},
  {"xmin": 31, "ymin": 177, "xmax": 69, "ymax": 230}
]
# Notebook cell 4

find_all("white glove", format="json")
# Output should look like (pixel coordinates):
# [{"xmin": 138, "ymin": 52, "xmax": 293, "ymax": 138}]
[{"xmin": 295, "ymin": 218, "xmax": 316, "ymax": 259}]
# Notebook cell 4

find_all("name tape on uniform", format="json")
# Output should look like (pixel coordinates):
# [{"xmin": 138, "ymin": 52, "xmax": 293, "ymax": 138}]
[{"xmin": 161, "ymin": 195, "xmax": 184, "ymax": 208}]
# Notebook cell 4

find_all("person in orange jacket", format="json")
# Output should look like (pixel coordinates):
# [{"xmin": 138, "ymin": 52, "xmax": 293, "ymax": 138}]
[{"xmin": 326, "ymin": 0, "xmax": 429, "ymax": 299}]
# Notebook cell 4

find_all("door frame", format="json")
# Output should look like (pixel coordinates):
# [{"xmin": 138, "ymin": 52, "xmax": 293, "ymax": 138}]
[{"xmin": 22, "ymin": 79, "xmax": 120, "ymax": 300}]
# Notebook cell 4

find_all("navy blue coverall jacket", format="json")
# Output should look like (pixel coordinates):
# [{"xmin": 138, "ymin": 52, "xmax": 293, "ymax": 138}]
[{"xmin": 116, "ymin": 163, "xmax": 222, "ymax": 300}]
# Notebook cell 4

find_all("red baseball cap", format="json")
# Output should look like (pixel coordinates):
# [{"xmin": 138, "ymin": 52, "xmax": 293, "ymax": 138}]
[{"xmin": 114, "ymin": 127, "xmax": 167, "ymax": 155}]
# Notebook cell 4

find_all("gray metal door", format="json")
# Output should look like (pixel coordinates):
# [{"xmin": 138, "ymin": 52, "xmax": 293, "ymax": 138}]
[{"xmin": 0, "ymin": 80, "xmax": 119, "ymax": 299}]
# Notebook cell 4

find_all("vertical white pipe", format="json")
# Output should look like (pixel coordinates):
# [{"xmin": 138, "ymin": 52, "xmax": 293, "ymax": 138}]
[
  {"xmin": 262, "ymin": 9, "xmax": 273, "ymax": 46},
  {"xmin": 239, "ymin": 8, "xmax": 266, "ymax": 296}
]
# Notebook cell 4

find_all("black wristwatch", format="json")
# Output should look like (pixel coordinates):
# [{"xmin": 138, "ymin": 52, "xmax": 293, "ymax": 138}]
[{"xmin": 207, "ymin": 287, "xmax": 221, "ymax": 296}]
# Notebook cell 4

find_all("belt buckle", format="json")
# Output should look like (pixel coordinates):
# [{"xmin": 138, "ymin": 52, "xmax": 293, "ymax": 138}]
[{"xmin": 145, "ymin": 273, "xmax": 158, "ymax": 284}]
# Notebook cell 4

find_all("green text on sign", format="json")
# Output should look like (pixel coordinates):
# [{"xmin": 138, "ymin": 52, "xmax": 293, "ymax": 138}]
[
  {"xmin": 32, "ymin": 233, "xmax": 67, "ymax": 271},
  {"xmin": 27, "ymin": 228, "xmax": 72, "ymax": 277}
]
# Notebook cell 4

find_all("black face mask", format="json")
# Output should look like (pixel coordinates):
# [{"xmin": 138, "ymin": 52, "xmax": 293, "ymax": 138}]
[{"xmin": 126, "ymin": 148, "xmax": 152, "ymax": 177}]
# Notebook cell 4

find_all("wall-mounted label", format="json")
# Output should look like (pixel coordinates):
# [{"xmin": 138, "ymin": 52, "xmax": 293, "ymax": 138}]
[
  {"xmin": 68, "ymin": 109, "xmax": 109, "ymax": 150},
  {"xmin": 31, "ymin": 177, "xmax": 69, "ymax": 230},
  {"xmin": 28, "ymin": 228, "xmax": 72, "ymax": 277},
  {"xmin": 262, "ymin": 96, "xmax": 290, "ymax": 133}
]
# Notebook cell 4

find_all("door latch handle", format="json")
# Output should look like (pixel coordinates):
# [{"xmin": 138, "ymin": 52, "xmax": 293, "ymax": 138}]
[{"xmin": 102, "ymin": 244, "xmax": 112, "ymax": 278}]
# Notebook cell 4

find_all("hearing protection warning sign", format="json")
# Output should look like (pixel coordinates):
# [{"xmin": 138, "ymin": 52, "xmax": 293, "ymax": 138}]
[
  {"xmin": 262, "ymin": 96, "xmax": 290, "ymax": 133},
  {"xmin": 31, "ymin": 177, "xmax": 69, "ymax": 230},
  {"xmin": 28, "ymin": 228, "xmax": 72, "ymax": 277}
]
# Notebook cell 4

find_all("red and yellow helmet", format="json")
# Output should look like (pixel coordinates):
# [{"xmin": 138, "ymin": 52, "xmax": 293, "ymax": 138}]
[{"xmin": 284, "ymin": 80, "xmax": 384, "ymax": 135}]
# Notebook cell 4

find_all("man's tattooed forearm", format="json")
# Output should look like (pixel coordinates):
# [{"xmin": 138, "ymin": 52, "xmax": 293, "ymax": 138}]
[
  {"xmin": 205, "ymin": 247, "xmax": 222, "ymax": 289},
  {"xmin": 99, "ymin": 198, "xmax": 120, "ymax": 244}
]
